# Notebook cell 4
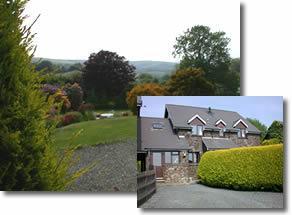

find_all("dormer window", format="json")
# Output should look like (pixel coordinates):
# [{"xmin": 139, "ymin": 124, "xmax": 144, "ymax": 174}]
[
  {"xmin": 233, "ymin": 119, "xmax": 248, "ymax": 138},
  {"xmin": 219, "ymin": 128, "xmax": 224, "ymax": 137},
  {"xmin": 238, "ymin": 129, "xmax": 247, "ymax": 138},
  {"xmin": 152, "ymin": 122, "xmax": 163, "ymax": 129},
  {"xmin": 192, "ymin": 125, "xmax": 203, "ymax": 136}
]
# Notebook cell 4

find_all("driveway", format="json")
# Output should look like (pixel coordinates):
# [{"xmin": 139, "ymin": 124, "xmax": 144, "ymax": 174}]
[
  {"xmin": 141, "ymin": 183, "xmax": 284, "ymax": 208},
  {"xmin": 67, "ymin": 140, "xmax": 136, "ymax": 192}
]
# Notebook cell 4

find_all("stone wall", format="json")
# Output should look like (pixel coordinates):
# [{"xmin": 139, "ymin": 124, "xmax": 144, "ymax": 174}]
[
  {"xmin": 162, "ymin": 163, "xmax": 197, "ymax": 184},
  {"xmin": 178, "ymin": 129, "xmax": 261, "ymax": 153},
  {"xmin": 225, "ymin": 132, "xmax": 261, "ymax": 147}
]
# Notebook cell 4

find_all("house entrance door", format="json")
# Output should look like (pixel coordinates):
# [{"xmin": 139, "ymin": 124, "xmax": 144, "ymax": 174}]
[{"xmin": 152, "ymin": 152, "xmax": 163, "ymax": 178}]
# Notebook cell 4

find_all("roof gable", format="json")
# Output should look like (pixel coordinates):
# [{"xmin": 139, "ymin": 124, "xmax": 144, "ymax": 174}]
[
  {"xmin": 233, "ymin": 119, "xmax": 249, "ymax": 128},
  {"xmin": 187, "ymin": 114, "xmax": 206, "ymax": 125},
  {"xmin": 215, "ymin": 119, "xmax": 226, "ymax": 126}
]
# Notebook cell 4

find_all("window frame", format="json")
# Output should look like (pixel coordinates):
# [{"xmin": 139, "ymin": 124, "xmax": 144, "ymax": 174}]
[
  {"xmin": 191, "ymin": 125, "xmax": 204, "ymax": 136},
  {"xmin": 219, "ymin": 128, "xmax": 224, "ymax": 137},
  {"xmin": 238, "ymin": 128, "xmax": 247, "ymax": 139}
]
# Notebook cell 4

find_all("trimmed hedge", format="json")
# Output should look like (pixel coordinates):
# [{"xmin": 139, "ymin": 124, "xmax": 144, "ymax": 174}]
[{"xmin": 197, "ymin": 144, "xmax": 283, "ymax": 192}]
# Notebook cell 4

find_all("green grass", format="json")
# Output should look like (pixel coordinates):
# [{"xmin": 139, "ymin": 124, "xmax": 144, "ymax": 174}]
[{"xmin": 53, "ymin": 116, "xmax": 136, "ymax": 150}]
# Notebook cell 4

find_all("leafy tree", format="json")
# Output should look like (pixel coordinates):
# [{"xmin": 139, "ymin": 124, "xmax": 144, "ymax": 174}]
[
  {"xmin": 64, "ymin": 83, "xmax": 83, "ymax": 111},
  {"xmin": 230, "ymin": 58, "xmax": 240, "ymax": 73},
  {"xmin": 0, "ymin": 0, "xmax": 78, "ymax": 190},
  {"xmin": 35, "ymin": 60, "xmax": 54, "ymax": 73},
  {"xmin": 264, "ymin": 121, "xmax": 283, "ymax": 142},
  {"xmin": 247, "ymin": 118, "xmax": 268, "ymax": 141},
  {"xmin": 68, "ymin": 63, "xmax": 83, "ymax": 72},
  {"xmin": 136, "ymin": 73, "xmax": 159, "ymax": 84},
  {"xmin": 82, "ymin": 50, "xmax": 136, "ymax": 108},
  {"xmin": 173, "ymin": 25, "xmax": 231, "ymax": 79},
  {"xmin": 262, "ymin": 138, "xmax": 282, "ymax": 146},
  {"xmin": 166, "ymin": 68, "xmax": 215, "ymax": 95},
  {"xmin": 173, "ymin": 25, "xmax": 239, "ymax": 95},
  {"xmin": 126, "ymin": 83, "xmax": 166, "ymax": 115}
]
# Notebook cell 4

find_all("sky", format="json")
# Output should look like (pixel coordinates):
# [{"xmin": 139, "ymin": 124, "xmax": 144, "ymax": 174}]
[
  {"xmin": 140, "ymin": 96, "xmax": 283, "ymax": 127},
  {"xmin": 24, "ymin": 0, "xmax": 240, "ymax": 62}
]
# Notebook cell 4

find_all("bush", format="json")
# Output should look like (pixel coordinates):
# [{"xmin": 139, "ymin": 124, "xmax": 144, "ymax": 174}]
[
  {"xmin": 64, "ymin": 83, "xmax": 83, "ymax": 111},
  {"xmin": 262, "ymin": 138, "xmax": 282, "ymax": 146},
  {"xmin": 59, "ymin": 112, "xmax": 83, "ymax": 127},
  {"xmin": 197, "ymin": 144, "xmax": 283, "ymax": 192},
  {"xmin": 82, "ymin": 111, "xmax": 96, "ymax": 121},
  {"xmin": 78, "ymin": 103, "xmax": 95, "ymax": 113}
]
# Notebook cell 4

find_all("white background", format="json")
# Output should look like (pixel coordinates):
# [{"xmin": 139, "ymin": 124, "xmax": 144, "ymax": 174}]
[{"xmin": 1, "ymin": 0, "xmax": 291, "ymax": 214}]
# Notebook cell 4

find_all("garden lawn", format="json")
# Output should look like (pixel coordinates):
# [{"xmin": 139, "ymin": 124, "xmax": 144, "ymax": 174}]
[{"xmin": 53, "ymin": 116, "xmax": 136, "ymax": 150}]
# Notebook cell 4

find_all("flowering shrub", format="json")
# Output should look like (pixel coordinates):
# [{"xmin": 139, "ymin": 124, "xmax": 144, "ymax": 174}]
[{"xmin": 58, "ymin": 112, "xmax": 83, "ymax": 127}]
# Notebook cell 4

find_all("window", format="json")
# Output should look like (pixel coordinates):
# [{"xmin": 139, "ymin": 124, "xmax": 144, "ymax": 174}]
[
  {"xmin": 164, "ymin": 152, "xmax": 180, "ymax": 164},
  {"xmin": 165, "ymin": 152, "xmax": 171, "ymax": 163},
  {"xmin": 191, "ymin": 125, "xmax": 203, "ymax": 136},
  {"xmin": 188, "ymin": 152, "xmax": 200, "ymax": 163},
  {"xmin": 238, "ymin": 129, "xmax": 247, "ymax": 138},
  {"xmin": 219, "ymin": 128, "xmax": 224, "ymax": 137},
  {"xmin": 197, "ymin": 125, "xmax": 203, "ymax": 136},
  {"xmin": 152, "ymin": 152, "xmax": 161, "ymax": 166},
  {"xmin": 152, "ymin": 122, "xmax": 163, "ymax": 129},
  {"xmin": 171, "ymin": 152, "xmax": 179, "ymax": 164}
]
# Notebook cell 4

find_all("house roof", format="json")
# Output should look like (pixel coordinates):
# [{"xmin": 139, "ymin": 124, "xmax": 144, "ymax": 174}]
[
  {"xmin": 140, "ymin": 117, "xmax": 190, "ymax": 151},
  {"xmin": 165, "ymin": 104, "xmax": 261, "ymax": 134},
  {"xmin": 202, "ymin": 137, "xmax": 239, "ymax": 150}
]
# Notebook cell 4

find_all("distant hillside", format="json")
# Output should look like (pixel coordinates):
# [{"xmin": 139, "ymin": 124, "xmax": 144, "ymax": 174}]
[{"xmin": 33, "ymin": 57, "xmax": 177, "ymax": 77}]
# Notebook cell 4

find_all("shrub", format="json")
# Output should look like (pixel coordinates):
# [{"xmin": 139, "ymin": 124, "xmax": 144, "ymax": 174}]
[
  {"xmin": 64, "ymin": 83, "xmax": 83, "ymax": 111},
  {"xmin": 82, "ymin": 111, "xmax": 96, "ymax": 121},
  {"xmin": 0, "ymin": 1, "xmax": 80, "ymax": 191},
  {"xmin": 197, "ymin": 144, "xmax": 283, "ymax": 192},
  {"xmin": 59, "ymin": 112, "xmax": 83, "ymax": 127},
  {"xmin": 78, "ymin": 103, "xmax": 95, "ymax": 113},
  {"xmin": 262, "ymin": 138, "xmax": 282, "ymax": 146}
]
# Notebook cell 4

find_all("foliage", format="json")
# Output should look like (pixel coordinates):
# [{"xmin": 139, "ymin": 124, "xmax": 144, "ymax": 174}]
[
  {"xmin": 247, "ymin": 118, "xmax": 267, "ymax": 141},
  {"xmin": 82, "ymin": 50, "xmax": 136, "ymax": 108},
  {"xmin": 264, "ymin": 121, "xmax": 283, "ymax": 142},
  {"xmin": 197, "ymin": 145, "xmax": 283, "ymax": 192},
  {"xmin": 64, "ymin": 83, "xmax": 83, "ymax": 111},
  {"xmin": 126, "ymin": 83, "xmax": 166, "ymax": 115},
  {"xmin": 166, "ymin": 68, "xmax": 215, "ymax": 96},
  {"xmin": 230, "ymin": 58, "xmax": 240, "ymax": 73},
  {"xmin": 0, "ymin": 0, "xmax": 79, "ymax": 191},
  {"xmin": 136, "ymin": 73, "xmax": 159, "ymax": 84},
  {"xmin": 54, "ymin": 116, "xmax": 136, "ymax": 150},
  {"xmin": 34, "ymin": 60, "xmax": 55, "ymax": 73},
  {"xmin": 78, "ymin": 103, "xmax": 95, "ymax": 113},
  {"xmin": 82, "ymin": 111, "xmax": 96, "ymax": 121},
  {"xmin": 173, "ymin": 25, "xmax": 239, "ymax": 95},
  {"xmin": 262, "ymin": 138, "xmax": 282, "ymax": 146},
  {"xmin": 58, "ymin": 111, "xmax": 83, "ymax": 127}
]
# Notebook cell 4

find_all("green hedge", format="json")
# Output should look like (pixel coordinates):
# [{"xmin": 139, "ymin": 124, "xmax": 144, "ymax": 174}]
[{"xmin": 197, "ymin": 144, "xmax": 283, "ymax": 192}]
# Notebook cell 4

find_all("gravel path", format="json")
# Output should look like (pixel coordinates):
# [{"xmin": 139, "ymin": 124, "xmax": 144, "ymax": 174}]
[
  {"xmin": 141, "ymin": 183, "xmax": 284, "ymax": 208},
  {"xmin": 67, "ymin": 140, "xmax": 136, "ymax": 192}
]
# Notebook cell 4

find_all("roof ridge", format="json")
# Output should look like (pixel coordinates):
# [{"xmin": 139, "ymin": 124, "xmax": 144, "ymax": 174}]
[{"xmin": 165, "ymin": 104, "xmax": 238, "ymax": 114}]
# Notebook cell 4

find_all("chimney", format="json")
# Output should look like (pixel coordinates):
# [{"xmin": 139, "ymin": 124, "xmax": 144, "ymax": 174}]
[
  {"xmin": 208, "ymin": 107, "xmax": 212, "ymax": 114},
  {"xmin": 137, "ymin": 96, "xmax": 142, "ymax": 117}
]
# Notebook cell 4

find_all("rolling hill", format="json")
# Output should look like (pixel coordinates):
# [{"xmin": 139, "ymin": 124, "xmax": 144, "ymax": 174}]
[{"xmin": 33, "ymin": 57, "xmax": 177, "ymax": 77}]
